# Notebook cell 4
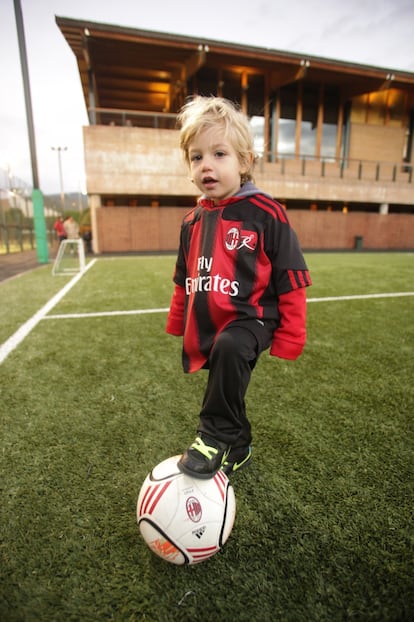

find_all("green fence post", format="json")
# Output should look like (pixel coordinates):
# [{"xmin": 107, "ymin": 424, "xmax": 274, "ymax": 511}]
[{"xmin": 32, "ymin": 188, "xmax": 49, "ymax": 263}]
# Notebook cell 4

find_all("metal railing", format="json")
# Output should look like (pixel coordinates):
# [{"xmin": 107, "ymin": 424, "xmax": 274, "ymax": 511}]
[
  {"xmin": 257, "ymin": 154, "xmax": 413, "ymax": 184},
  {"xmin": 88, "ymin": 107, "xmax": 177, "ymax": 129}
]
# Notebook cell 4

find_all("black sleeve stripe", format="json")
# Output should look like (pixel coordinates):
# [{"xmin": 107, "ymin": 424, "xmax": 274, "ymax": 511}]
[{"xmin": 288, "ymin": 269, "xmax": 312, "ymax": 288}]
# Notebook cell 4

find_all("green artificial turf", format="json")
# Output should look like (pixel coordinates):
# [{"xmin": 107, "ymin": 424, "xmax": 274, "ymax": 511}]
[
  {"xmin": 0, "ymin": 264, "xmax": 71, "ymax": 344},
  {"xmin": 1, "ymin": 253, "xmax": 413, "ymax": 621}
]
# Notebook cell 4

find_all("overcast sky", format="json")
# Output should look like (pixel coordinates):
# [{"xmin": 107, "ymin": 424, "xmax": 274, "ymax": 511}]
[{"xmin": 1, "ymin": 0, "xmax": 413, "ymax": 195}]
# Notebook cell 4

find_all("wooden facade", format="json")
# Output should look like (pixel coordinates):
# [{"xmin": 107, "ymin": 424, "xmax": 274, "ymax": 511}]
[{"xmin": 56, "ymin": 17, "xmax": 414, "ymax": 252}]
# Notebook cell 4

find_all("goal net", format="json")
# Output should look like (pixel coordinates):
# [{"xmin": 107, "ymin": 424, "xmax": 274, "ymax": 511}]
[{"xmin": 52, "ymin": 239, "xmax": 86, "ymax": 276}]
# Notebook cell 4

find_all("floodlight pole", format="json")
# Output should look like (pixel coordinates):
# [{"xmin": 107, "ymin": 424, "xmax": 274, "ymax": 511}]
[
  {"xmin": 13, "ymin": 0, "xmax": 48, "ymax": 263},
  {"xmin": 51, "ymin": 146, "xmax": 67, "ymax": 214}
]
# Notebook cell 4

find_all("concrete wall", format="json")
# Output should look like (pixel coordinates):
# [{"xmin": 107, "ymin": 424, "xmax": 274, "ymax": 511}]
[
  {"xmin": 84, "ymin": 125, "xmax": 414, "ymax": 205},
  {"xmin": 84, "ymin": 126, "xmax": 194, "ymax": 196},
  {"xmin": 93, "ymin": 206, "xmax": 414, "ymax": 253}
]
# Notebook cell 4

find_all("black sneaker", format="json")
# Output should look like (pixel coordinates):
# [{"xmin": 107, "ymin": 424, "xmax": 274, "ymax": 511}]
[
  {"xmin": 178, "ymin": 434, "xmax": 230, "ymax": 479},
  {"xmin": 222, "ymin": 446, "xmax": 252, "ymax": 475}
]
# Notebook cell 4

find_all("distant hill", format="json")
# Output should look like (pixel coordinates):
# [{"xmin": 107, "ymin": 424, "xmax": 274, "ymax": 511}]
[{"xmin": 44, "ymin": 192, "xmax": 88, "ymax": 212}]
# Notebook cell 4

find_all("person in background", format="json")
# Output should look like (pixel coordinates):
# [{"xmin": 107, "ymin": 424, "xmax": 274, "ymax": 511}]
[
  {"xmin": 53, "ymin": 216, "xmax": 67, "ymax": 243},
  {"xmin": 166, "ymin": 96, "xmax": 312, "ymax": 479},
  {"xmin": 63, "ymin": 215, "xmax": 79, "ymax": 240}
]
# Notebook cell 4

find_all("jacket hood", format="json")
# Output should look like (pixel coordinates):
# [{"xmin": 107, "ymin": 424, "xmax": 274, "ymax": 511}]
[{"xmin": 200, "ymin": 180, "xmax": 273, "ymax": 204}]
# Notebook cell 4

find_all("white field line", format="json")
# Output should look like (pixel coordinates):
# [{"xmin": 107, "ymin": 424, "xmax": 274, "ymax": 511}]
[
  {"xmin": 1, "ymin": 285, "xmax": 412, "ymax": 365},
  {"xmin": 0, "ymin": 259, "xmax": 97, "ymax": 365},
  {"xmin": 43, "ymin": 291, "xmax": 414, "ymax": 321},
  {"xmin": 307, "ymin": 292, "xmax": 414, "ymax": 303},
  {"xmin": 44, "ymin": 308, "xmax": 170, "ymax": 319}
]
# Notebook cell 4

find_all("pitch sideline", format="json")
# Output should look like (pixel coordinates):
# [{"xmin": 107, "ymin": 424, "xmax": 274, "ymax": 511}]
[
  {"xmin": 43, "ymin": 290, "xmax": 414, "ymax": 320},
  {"xmin": 0, "ymin": 259, "xmax": 97, "ymax": 365},
  {"xmin": 1, "ymin": 282, "xmax": 412, "ymax": 365}
]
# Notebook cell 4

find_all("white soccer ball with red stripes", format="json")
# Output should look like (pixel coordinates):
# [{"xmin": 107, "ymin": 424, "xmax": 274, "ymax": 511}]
[{"xmin": 137, "ymin": 455, "xmax": 236, "ymax": 565}]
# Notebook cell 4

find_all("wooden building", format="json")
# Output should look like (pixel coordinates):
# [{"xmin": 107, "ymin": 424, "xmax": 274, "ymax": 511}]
[{"xmin": 56, "ymin": 16, "xmax": 414, "ymax": 252}]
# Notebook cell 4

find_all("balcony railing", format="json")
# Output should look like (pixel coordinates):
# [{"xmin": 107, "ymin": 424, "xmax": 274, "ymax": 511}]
[
  {"xmin": 88, "ymin": 107, "xmax": 177, "ymax": 129},
  {"xmin": 257, "ymin": 155, "xmax": 413, "ymax": 185}
]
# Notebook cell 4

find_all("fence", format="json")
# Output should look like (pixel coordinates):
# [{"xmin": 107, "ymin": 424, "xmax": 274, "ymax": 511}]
[{"xmin": 0, "ymin": 224, "xmax": 55, "ymax": 254}]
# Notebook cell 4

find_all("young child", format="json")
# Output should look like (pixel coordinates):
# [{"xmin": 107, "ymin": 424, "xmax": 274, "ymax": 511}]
[{"xmin": 166, "ymin": 96, "xmax": 311, "ymax": 479}]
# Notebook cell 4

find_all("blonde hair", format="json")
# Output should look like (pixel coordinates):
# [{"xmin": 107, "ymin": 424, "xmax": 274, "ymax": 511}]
[{"xmin": 177, "ymin": 96, "xmax": 256, "ymax": 182}]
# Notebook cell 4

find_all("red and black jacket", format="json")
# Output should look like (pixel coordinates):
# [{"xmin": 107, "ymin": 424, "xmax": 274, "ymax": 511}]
[{"xmin": 166, "ymin": 182, "xmax": 312, "ymax": 373}]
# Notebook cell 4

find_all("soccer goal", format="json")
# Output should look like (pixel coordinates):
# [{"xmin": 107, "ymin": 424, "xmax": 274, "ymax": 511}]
[{"xmin": 52, "ymin": 239, "xmax": 86, "ymax": 276}]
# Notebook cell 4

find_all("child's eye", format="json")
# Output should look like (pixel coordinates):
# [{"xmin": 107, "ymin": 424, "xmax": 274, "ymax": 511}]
[
  {"xmin": 190, "ymin": 154, "xmax": 202, "ymax": 162},
  {"xmin": 215, "ymin": 151, "xmax": 226, "ymax": 158}
]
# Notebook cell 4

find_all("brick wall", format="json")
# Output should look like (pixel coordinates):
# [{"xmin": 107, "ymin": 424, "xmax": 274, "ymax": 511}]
[{"xmin": 94, "ymin": 207, "xmax": 414, "ymax": 253}]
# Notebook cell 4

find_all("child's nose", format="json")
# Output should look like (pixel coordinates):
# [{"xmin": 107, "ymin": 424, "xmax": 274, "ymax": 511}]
[{"xmin": 201, "ymin": 156, "xmax": 213, "ymax": 170}]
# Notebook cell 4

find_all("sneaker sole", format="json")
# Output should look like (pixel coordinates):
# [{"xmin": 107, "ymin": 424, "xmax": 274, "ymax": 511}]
[{"xmin": 177, "ymin": 458, "xmax": 222, "ymax": 480}]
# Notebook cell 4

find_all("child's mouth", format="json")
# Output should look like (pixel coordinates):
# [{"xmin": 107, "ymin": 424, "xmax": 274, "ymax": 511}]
[{"xmin": 203, "ymin": 176, "xmax": 217, "ymax": 186}]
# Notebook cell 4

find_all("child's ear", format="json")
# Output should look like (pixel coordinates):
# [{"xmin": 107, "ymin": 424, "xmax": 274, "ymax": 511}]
[{"xmin": 240, "ymin": 153, "xmax": 254, "ymax": 176}]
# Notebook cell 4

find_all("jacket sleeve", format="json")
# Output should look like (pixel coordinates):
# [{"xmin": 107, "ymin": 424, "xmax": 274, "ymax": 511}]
[
  {"xmin": 270, "ymin": 287, "xmax": 307, "ymax": 360},
  {"xmin": 166, "ymin": 283, "xmax": 185, "ymax": 336}
]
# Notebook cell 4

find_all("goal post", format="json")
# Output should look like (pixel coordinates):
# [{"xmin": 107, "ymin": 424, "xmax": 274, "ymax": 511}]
[{"xmin": 52, "ymin": 239, "xmax": 86, "ymax": 276}]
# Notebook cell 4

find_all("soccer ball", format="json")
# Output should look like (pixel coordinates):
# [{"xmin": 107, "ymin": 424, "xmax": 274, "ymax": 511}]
[{"xmin": 137, "ymin": 455, "xmax": 236, "ymax": 565}]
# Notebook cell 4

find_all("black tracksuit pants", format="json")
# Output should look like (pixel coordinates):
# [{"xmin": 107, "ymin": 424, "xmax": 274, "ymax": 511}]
[{"xmin": 197, "ymin": 319, "xmax": 276, "ymax": 449}]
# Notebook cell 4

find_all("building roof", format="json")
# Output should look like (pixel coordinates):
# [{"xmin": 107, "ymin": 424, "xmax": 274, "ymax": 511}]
[{"xmin": 56, "ymin": 16, "xmax": 414, "ymax": 116}]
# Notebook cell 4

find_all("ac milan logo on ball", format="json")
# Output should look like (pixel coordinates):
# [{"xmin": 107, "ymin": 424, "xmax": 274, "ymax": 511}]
[{"xmin": 186, "ymin": 496, "xmax": 202, "ymax": 522}]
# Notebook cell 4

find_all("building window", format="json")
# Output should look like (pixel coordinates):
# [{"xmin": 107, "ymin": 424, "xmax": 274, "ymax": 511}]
[
  {"xmin": 278, "ymin": 85, "xmax": 297, "ymax": 157},
  {"xmin": 250, "ymin": 116, "xmax": 265, "ymax": 155},
  {"xmin": 403, "ymin": 109, "xmax": 414, "ymax": 163},
  {"xmin": 322, "ymin": 87, "xmax": 341, "ymax": 160},
  {"xmin": 300, "ymin": 85, "xmax": 318, "ymax": 157},
  {"xmin": 277, "ymin": 84, "xmax": 342, "ymax": 160}
]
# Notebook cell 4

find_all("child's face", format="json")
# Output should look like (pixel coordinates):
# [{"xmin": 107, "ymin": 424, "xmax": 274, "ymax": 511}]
[{"xmin": 188, "ymin": 126, "xmax": 246, "ymax": 204}]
